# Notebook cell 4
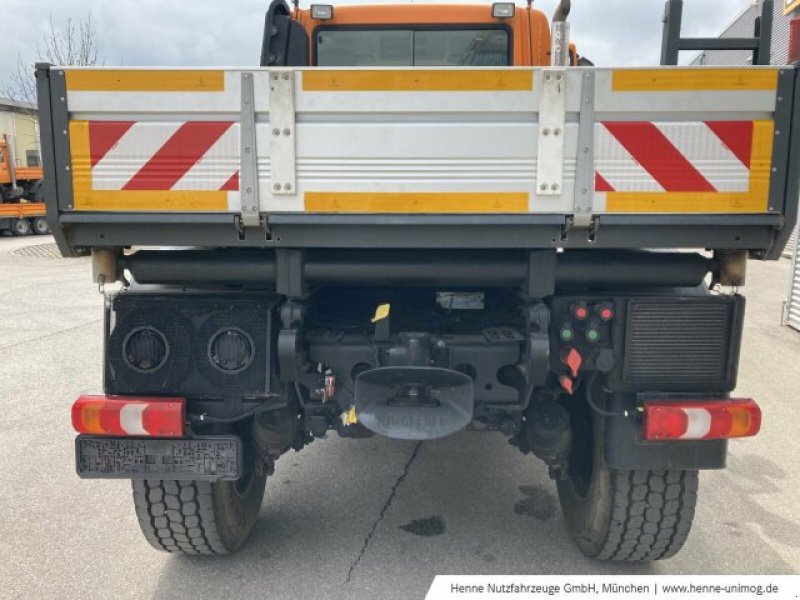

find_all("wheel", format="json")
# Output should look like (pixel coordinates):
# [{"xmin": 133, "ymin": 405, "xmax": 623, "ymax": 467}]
[
  {"xmin": 32, "ymin": 217, "xmax": 50, "ymax": 235},
  {"xmin": 556, "ymin": 380, "xmax": 699, "ymax": 561},
  {"xmin": 28, "ymin": 181, "xmax": 44, "ymax": 202},
  {"xmin": 11, "ymin": 218, "xmax": 32, "ymax": 236},
  {"xmin": 132, "ymin": 474, "xmax": 267, "ymax": 555}
]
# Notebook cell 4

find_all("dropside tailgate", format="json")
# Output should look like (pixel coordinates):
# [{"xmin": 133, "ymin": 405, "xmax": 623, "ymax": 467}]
[{"xmin": 36, "ymin": 65, "xmax": 800, "ymax": 256}]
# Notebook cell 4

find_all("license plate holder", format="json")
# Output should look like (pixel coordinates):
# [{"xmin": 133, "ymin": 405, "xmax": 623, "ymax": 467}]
[{"xmin": 75, "ymin": 435, "xmax": 242, "ymax": 481}]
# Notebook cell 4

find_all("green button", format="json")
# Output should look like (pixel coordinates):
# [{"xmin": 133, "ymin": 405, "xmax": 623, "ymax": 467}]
[
  {"xmin": 586, "ymin": 329, "xmax": 600, "ymax": 342},
  {"xmin": 560, "ymin": 328, "xmax": 574, "ymax": 341}
]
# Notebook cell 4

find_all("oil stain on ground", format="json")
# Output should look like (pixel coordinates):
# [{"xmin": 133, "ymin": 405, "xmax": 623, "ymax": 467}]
[
  {"xmin": 399, "ymin": 516, "xmax": 446, "ymax": 537},
  {"xmin": 514, "ymin": 485, "xmax": 556, "ymax": 520}
]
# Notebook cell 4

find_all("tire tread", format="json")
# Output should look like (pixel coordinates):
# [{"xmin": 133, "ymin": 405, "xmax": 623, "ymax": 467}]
[
  {"xmin": 132, "ymin": 479, "xmax": 227, "ymax": 555},
  {"xmin": 597, "ymin": 469, "xmax": 698, "ymax": 561}
]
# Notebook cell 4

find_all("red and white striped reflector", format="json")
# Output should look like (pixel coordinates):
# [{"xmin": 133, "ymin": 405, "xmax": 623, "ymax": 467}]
[
  {"xmin": 595, "ymin": 121, "xmax": 754, "ymax": 193},
  {"xmin": 643, "ymin": 398, "xmax": 761, "ymax": 441},
  {"xmin": 88, "ymin": 121, "xmax": 239, "ymax": 192},
  {"xmin": 71, "ymin": 395, "xmax": 185, "ymax": 437}
]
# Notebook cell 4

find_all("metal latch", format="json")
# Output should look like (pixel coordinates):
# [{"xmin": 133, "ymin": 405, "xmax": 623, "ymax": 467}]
[{"xmin": 561, "ymin": 215, "xmax": 599, "ymax": 243}]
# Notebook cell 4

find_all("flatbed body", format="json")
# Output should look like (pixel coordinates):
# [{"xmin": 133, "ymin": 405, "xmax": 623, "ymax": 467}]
[{"xmin": 37, "ymin": 65, "xmax": 799, "ymax": 257}]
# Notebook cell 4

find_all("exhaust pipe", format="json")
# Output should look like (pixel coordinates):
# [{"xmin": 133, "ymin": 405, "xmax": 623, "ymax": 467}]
[
  {"xmin": 551, "ymin": 0, "xmax": 571, "ymax": 66},
  {"xmin": 553, "ymin": 0, "xmax": 571, "ymax": 22}
]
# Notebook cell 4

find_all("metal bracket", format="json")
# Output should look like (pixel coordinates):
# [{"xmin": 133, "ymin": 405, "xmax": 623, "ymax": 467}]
[
  {"xmin": 713, "ymin": 250, "xmax": 747, "ymax": 288},
  {"xmin": 561, "ymin": 215, "xmax": 599, "ymax": 243},
  {"xmin": 525, "ymin": 250, "xmax": 556, "ymax": 299},
  {"xmin": 269, "ymin": 71, "xmax": 297, "ymax": 196},
  {"xmin": 573, "ymin": 71, "xmax": 595, "ymax": 229},
  {"xmin": 536, "ymin": 70, "xmax": 566, "ymax": 197},
  {"xmin": 524, "ymin": 301, "xmax": 551, "ymax": 388},
  {"xmin": 240, "ymin": 72, "xmax": 261, "ymax": 228}
]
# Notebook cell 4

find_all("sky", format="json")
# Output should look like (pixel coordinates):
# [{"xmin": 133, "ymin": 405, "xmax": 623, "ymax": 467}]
[{"xmin": 1, "ymin": 0, "xmax": 754, "ymax": 85}]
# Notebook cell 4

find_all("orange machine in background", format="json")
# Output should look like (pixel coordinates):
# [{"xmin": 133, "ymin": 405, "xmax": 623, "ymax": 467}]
[{"xmin": 0, "ymin": 134, "xmax": 48, "ymax": 235}]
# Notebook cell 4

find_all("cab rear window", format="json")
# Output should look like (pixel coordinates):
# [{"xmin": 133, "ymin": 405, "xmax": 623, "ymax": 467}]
[{"xmin": 315, "ymin": 28, "xmax": 510, "ymax": 66}]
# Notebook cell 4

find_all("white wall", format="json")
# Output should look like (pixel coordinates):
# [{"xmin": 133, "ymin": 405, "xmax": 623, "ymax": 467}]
[{"xmin": 0, "ymin": 108, "xmax": 40, "ymax": 167}]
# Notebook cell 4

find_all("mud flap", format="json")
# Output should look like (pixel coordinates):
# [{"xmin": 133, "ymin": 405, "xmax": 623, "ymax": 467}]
[{"xmin": 355, "ymin": 367, "xmax": 474, "ymax": 440}]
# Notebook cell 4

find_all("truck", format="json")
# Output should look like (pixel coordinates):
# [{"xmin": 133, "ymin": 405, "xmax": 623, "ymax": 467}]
[
  {"xmin": 38, "ymin": 0, "xmax": 799, "ymax": 560},
  {"xmin": 0, "ymin": 133, "xmax": 48, "ymax": 235}
]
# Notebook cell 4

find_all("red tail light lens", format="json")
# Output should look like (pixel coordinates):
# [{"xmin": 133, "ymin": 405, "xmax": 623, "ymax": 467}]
[
  {"xmin": 72, "ymin": 395, "xmax": 185, "ymax": 437},
  {"xmin": 643, "ymin": 398, "xmax": 761, "ymax": 441}
]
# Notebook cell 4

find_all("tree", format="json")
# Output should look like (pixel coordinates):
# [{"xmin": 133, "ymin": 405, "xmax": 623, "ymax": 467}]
[{"xmin": 3, "ymin": 14, "xmax": 101, "ymax": 113}]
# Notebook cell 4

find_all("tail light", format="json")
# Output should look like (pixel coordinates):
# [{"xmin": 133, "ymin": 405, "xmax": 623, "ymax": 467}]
[
  {"xmin": 72, "ymin": 395, "xmax": 185, "ymax": 437},
  {"xmin": 643, "ymin": 398, "xmax": 761, "ymax": 441}
]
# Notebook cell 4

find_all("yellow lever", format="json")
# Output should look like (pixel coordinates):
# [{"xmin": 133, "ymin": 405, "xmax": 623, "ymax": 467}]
[{"xmin": 371, "ymin": 303, "xmax": 391, "ymax": 323}]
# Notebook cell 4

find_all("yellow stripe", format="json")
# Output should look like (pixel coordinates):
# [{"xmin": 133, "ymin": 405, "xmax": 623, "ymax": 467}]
[
  {"xmin": 68, "ymin": 120, "xmax": 228, "ymax": 211},
  {"xmin": 302, "ymin": 70, "xmax": 533, "ymax": 92},
  {"xmin": 612, "ymin": 69, "xmax": 778, "ymax": 92},
  {"xmin": 605, "ymin": 192, "xmax": 766, "ymax": 213},
  {"xmin": 66, "ymin": 70, "xmax": 225, "ymax": 92},
  {"xmin": 305, "ymin": 192, "xmax": 528, "ymax": 213},
  {"xmin": 606, "ymin": 120, "xmax": 774, "ymax": 213},
  {"xmin": 72, "ymin": 191, "xmax": 228, "ymax": 212}
]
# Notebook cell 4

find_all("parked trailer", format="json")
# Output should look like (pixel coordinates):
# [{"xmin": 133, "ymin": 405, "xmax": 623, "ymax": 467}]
[
  {"xmin": 0, "ymin": 134, "xmax": 48, "ymax": 235},
  {"xmin": 39, "ymin": 0, "xmax": 799, "ymax": 560},
  {"xmin": 0, "ymin": 203, "xmax": 48, "ymax": 236}
]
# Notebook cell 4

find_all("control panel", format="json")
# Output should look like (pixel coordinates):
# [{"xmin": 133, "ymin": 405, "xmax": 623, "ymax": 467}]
[{"xmin": 549, "ymin": 297, "xmax": 618, "ymax": 394}]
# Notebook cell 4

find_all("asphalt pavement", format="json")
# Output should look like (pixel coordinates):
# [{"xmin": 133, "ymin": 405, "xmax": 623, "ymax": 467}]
[{"xmin": 1, "ymin": 235, "xmax": 799, "ymax": 600}]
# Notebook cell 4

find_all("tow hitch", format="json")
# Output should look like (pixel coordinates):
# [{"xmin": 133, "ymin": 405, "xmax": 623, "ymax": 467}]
[
  {"xmin": 355, "ymin": 366, "xmax": 474, "ymax": 440},
  {"xmin": 353, "ymin": 332, "xmax": 474, "ymax": 440}
]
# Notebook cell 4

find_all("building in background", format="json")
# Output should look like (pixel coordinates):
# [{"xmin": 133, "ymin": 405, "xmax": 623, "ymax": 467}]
[
  {"xmin": 0, "ymin": 97, "xmax": 40, "ymax": 169},
  {"xmin": 690, "ymin": 1, "xmax": 800, "ymax": 330},
  {"xmin": 691, "ymin": 0, "xmax": 793, "ymax": 67},
  {"xmin": 691, "ymin": 2, "xmax": 797, "ymax": 258}
]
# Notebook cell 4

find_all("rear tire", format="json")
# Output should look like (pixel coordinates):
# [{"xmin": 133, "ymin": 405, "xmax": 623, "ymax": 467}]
[
  {"xmin": 32, "ymin": 217, "xmax": 50, "ymax": 235},
  {"xmin": 556, "ymin": 381, "xmax": 698, "ymax": 561},
  {"xmin": 11, "ymin": 218, "xmax": 32, "ymax": 236},
  {"xmin": 132, "ymin": 475, "xmax": 267, "ymax": 555}
]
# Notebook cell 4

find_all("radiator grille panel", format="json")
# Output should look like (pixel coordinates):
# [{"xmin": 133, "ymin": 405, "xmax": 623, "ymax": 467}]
[{"xmin": 624, "ymin": 300, "xmax": 736, "ymax": 387}]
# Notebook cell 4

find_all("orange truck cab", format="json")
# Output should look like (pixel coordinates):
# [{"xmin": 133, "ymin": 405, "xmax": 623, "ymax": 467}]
[{"xmin": 261, "ymin": 1, "xmax": 581, "ymax": 68}]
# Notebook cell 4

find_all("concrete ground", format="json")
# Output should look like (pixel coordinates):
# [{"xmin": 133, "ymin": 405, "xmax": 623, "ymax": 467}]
[{"xmin": 0, "ymin": 235, "xmax": 798, "ymax": 600}]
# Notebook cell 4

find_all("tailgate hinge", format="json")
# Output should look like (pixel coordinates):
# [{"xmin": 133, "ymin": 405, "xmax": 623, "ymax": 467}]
[
  {"xmin": 561, "ymin": 215, "xmax": 599, "ymax": 242},
  {"xmin": 234, "ymin": 214, "xmax": 272, "ymax": 241}
]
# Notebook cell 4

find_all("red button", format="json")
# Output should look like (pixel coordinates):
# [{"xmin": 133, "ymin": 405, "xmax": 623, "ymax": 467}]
[
  {"xmin": 572, "ymin": 303, "xmax": 589, "ymax": 320},
  {"xmin": 600, "ymin": 308, "xmax": 614, "ymax": 321}
]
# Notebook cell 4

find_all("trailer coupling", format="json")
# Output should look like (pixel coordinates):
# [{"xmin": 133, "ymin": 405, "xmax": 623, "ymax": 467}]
[{"xmin": 355, "ymin": 366, "xmax": 473, "ymax": 440}]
